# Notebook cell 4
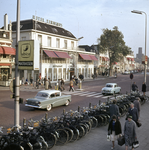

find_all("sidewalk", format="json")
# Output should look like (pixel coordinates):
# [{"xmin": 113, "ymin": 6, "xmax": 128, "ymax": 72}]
[{"xmin": 51, "ymin": 92, "xmax": 149, "ymax": 150}]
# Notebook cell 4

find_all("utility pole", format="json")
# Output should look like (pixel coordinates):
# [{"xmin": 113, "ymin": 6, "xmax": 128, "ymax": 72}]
[{"xmin": 14, "ymin": 0, "xmax": 20, "ymax": 127}]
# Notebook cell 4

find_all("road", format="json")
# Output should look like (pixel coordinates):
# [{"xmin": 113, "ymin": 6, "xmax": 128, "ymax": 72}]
[{"xmin": 0, "ymin": 73, "xmax": 148, "ymax": 129}]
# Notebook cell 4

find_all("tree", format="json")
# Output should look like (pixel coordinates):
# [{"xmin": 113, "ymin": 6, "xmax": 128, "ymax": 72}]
[{"xmin": 97, "ymin": 26, "xmax": 131, "ymax": 76}]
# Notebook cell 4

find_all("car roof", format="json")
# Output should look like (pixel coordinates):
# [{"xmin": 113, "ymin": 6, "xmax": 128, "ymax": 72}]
[
  {"xmin": 106, "ymin": 83, "xmax": 117, "ymax": 85},
  {"xmin": 37, "ymin": 90, "xmax": 60, "ymax": 95}
]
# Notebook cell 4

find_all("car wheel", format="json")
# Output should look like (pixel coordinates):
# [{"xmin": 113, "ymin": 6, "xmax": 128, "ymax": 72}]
[
  {"xmin": 47, "ymin": 104, "xmax": 52, "ymax": 111},
  {"xmin": 65, "ymin": 100, "xmax": 69, "ymax": 106}
]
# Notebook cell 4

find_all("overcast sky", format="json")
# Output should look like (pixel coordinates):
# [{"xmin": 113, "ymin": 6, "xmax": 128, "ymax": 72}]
[{"xmin": 0, "ymin": 0, "xmax": 149, "ymax": 57}]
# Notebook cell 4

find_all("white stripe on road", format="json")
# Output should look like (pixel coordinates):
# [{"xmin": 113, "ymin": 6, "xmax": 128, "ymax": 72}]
[
  {"xmin": 102, "ymin": 96, "xmax": 112, "ymax": 99},
  {"xmin": 94, "ymin": 95, "xmax": 103, "ymax": 98},
  {"xmin": 86, "ymin": 93, "xmax": 102, "ymax": 97}
]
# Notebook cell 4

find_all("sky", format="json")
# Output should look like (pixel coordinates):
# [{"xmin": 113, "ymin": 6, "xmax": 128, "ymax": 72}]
[{"xmin": 0, "ymin": 0, "xmax": 149, "ymax": 57}]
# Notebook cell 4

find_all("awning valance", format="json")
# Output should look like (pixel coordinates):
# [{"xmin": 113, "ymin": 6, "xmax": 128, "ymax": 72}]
[
  {"xmin": 0, "ymin": 46, "xmax": 15, "ymax": 55},
  {"xmin": 44, "ymin": 50, "xmax": 58, "ymax": 58},
  {"xmin": 54, "ymin": 51, "xmax": 71, "ymax": 59},
  {"xmin": 44, "ymin": 50, "xmax": 71, "ymax": 59},
  {"xmin": 79, "ymin": 53, "xmax": 92, "ymax": 60},
  {"xmin": 0, "ymin": 63, "xmax": 11, "ymax": 66}
]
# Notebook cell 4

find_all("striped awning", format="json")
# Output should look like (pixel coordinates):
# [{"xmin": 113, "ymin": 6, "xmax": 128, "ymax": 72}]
[{"xmin": 0, "ymin": 46, "xmax": 15, "ymax": 55}]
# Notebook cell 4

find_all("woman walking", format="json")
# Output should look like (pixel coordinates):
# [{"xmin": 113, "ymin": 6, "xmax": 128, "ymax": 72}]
[
  {"xmin": 124, "ymin": 115, "xmax": 137, "ymax": 150},
  {"xmin": 108, "ymin": 115, "xmax": 122, "ymax": 149}
]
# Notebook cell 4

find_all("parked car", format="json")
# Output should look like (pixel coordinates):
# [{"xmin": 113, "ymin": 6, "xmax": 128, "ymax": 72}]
[
  {"xmin": 25, "ymin": 90, "xmax": 71, "ymax": 111},
  {"xmin": 101, "ymin": 83, "xmax": 121, "ymax": 95},
  {"xmin": 122, "ymin": 71, "xmax": 130, "ymax": 75}
]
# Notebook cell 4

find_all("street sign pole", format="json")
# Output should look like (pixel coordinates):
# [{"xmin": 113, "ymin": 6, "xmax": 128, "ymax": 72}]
[{"xmin": 14, "ymin": 0, "xmax": 20, "ymax": 128}]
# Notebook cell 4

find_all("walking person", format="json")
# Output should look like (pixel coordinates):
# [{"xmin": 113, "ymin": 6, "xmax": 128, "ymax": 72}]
[
  {"xmin": 128, "ymin": 103, "xmax": 139, "ymax": 123},
  {"xmin": 108, "ymin": 115, "xmax": 122, "ymax": 149},
  {"xmin": 48, "ymin": 78, "xmax": 52, "ymax": 89},
  {"xmin": 133, "ymin": 97, "xmax": 141, "ymax": 119},
  {"xmin": 69, "ymin": 79, "xmax": 74, "ymax": 92},
  {"xmin": 109, "ymin": 100, "xmax": 120, "ymax": 121},
  {"xmin": 124, "ymin": 115, "xmax": 137, "ymax": 150},
  {"xmin": 142, "ymin": 82, "xmax": 146, "ymax": 96}
]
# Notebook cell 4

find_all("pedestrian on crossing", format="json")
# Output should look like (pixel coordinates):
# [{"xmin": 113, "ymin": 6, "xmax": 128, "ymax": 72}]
[{"xmin": 69, "ymin": 79, "xmax": 74, "ymax": 92}]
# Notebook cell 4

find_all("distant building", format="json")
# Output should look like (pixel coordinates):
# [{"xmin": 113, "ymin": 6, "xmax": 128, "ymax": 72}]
[
  {"xmin": 0, "ymin": 14, "xmax": 15, "ymax": 86},
  {"xmin": 136, "ymin": 47, "xmax": 144, "ymax": 63}
]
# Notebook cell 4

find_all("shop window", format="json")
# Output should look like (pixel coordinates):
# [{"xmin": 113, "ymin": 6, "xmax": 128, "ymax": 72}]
[
  {"xmin": 63, "ymin": 68, "xmax": 66, "ymax": 80},
  {"xmin": 85, "ymin": 68, "xmax": 87, "ymax": 78},
  {"xmin": 48, "ymin": 68, "xmax": 52, "ymax": 80},
  {"xmin": 54, "ymin": 68, "xmax": 57, "ymax": 81},
  {"xmin": 58, "ymin": 68, "xmax": 62, "ymax": 79},
  {"xmin": 3, "ymin": 54, "xmax": 6, "ymax": 58}
]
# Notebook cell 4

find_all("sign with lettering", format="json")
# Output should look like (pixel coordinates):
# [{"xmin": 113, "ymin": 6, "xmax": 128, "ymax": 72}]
[{"xmin": 32, "ymin": 15, "xmax": 62, "ymax": 27}]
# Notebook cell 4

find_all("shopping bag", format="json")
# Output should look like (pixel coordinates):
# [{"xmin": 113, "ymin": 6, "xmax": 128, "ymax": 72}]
[
  {"xmin": 107, "ymin": 135, "xmax": 111, "ymax": 141},
  {"xmin": 117, "ymin": 135, "xmax": 125, "ymax": 146},
  {"xmin": 133, "ymin": 141, "xmax": 139, "ymax": 148},
  {"xmin": 136, "ymin": 121, "xmax": 142, "ymax": 127}
]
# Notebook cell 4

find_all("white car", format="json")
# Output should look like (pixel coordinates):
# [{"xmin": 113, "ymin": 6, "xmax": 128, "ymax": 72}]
[{"xmin": 101, "ymin": 83, "xmax": 121, "ymax": 95}]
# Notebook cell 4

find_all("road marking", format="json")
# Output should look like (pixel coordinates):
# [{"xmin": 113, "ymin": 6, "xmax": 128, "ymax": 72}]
[
  {"xmin": 94, "ymin": 95, "xmax": 103, "ymax": 98},
  {"xmin": 86, "ymin": 93, "xmax": 102, "ymax": 97}
]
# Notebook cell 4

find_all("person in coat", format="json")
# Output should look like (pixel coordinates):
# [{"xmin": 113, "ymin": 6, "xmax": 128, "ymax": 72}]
[
  {"xmin": 108, "ymin": 115, "xmax": 122, "ymax": 149},
  {"xmin": 109, "ymin": 100, "xmax": 120, "ymax": 121},
  {"xmin": 128, "ymin": 103, "xmax": 139, "ymax": 123},
  {"xmin": 124, "ymin": 115, "xmax": 137, "ymax": 150},
  {"xmin": 69, "ymin": 79, "xmax": 74, "ymax": 92},
  {"xmin": 142, "ymin": 82, "xmax": 146, "ymax": 96},
  {"xmin": 133, "ymin": 97, "xmax": 141, "ymax": 118},
  {"xmin": 132, "ymin": 82, "xmax": 138, "ymax": 91}
]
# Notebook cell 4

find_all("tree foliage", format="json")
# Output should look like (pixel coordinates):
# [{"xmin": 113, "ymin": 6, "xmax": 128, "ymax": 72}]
[{"xmin": 97, "ymin": 26, "xmax": 132, "ymax": 63}]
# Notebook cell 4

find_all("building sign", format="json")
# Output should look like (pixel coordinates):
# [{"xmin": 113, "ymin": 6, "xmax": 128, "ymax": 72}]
[
  {"xmin": 32, "ymin": 15, "xmax": 62, "ymax": 27},
  {"xmin": 53, "ymin": 65, "xmax": 62, "ymax": 67},
  {"xmin": 18, "ymin": 40, "xmax": 39, "ymax": 70}
]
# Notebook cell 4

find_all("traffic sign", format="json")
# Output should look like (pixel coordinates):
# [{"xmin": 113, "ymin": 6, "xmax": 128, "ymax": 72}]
[{"xmin": 130, "ymin": 73, "xmax": 133, "ymax": 79}]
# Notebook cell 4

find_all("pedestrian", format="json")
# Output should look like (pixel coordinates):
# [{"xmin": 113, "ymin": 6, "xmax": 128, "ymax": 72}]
[
  {"xmin": 109, "ymin": 100, "xmax": 120, "ymax": 121},
  {"xmin": 108, "ymin": 115, "xmax": 122, "ymax": 149},
  {"xmin": 36, "ymin": 79, "xmax": 39, "ymax": 89},
  {"xmin": 69, "ymin": 79, "xmax": 74, "ymax": 92},
  {"xmin": 128, "ymin": 103, "xmax": 139, "ymax": 123},
  {"xmin": 124, "ymin": 115, "xmax": 137, "ymax": 150},
  {"xmin": 133, "ymin": 97, "xmax": 141, "ymax": 118},
  {"xmin": 44, "ymin": 76, "xmax": 46, "ymax": 86},
  {"xmin": 25, "ymin": 78, "xmax": 28, "ymax": 86},
  {"xmin": 74, "ymin": 75, "xmax": 78, "ymax": 85},
  {"xmin": 142, "ymin": 82, "xmax": 146, "ymax": 96},
  {"xmin": 132, "ymin": 82, "xmax": 138, "ymax": 92},
  {"xmin": 30, "ymin": 77, "xmax": 33, "ymax": 85},
  {"xmin": 48, "ymin": 78, "xmax": 52, "ymax": 89}
]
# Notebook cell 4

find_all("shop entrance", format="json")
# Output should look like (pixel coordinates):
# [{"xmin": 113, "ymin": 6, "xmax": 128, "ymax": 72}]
[{"xmin": 70, "ymin": 68, "xmax": 74, "ymax": 80}]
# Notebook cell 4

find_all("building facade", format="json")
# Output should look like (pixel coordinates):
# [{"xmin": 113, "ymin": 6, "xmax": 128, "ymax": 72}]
[
  {"xmin": 12, "ymin": 17, "xmax": 97, "ymax": 83},
  {"xmin": 0, "ymin": 14, "xmax": 15, "ymax": 86}
]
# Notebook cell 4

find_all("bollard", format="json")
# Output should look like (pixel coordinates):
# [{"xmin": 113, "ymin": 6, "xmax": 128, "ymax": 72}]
[
  {"xmin": 78, "ymin": 106, "xmax": 80, "ymax": 112},
  {"xmin": 79, "ymin": 80, "xmax": 82, "ymax": 89},
  {"xmin": 89, "ymin": 103, "xmax": 91, "ymax": 108},
  {"xmin": 45, "ymin": 113, "xmax": 48, "ymax": 121},
  {"xmin": 63, "ymin": 109, "xmax": 65, "ymax": 115},
  {"xmin": 45, "ymin": 81, "xmax": 49, "ymax": 90}
]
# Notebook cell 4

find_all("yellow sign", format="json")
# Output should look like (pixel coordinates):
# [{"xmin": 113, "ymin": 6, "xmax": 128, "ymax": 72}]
[{"xmin": 18, "ymin": 40, "xmax": 34, "ymax": 70}]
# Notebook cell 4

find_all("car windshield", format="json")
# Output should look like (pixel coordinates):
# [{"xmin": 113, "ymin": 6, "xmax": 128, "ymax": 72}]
[
  {"xmin": 106, "ymin": 84, "xmax": 113, "ymax": 88},
  {"xmin": 36, "ymin": 92, "xmax": 49, "ymax": 98}
]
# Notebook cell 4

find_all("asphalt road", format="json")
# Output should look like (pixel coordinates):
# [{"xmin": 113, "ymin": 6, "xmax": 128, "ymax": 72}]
[{"xmin": 0, "ymin": 73, "xmax": 148, "ymax": 130}]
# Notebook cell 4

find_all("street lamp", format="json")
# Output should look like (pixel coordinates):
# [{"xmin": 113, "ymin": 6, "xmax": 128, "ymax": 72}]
[{"xmin": 131, "ymin": 10, "xmax": 147, "ymax": 83}]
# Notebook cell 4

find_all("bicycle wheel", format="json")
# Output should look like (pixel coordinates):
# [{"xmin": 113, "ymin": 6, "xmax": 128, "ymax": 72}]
[
  {"xmin": 63, "ymin": 127, "xmax": 74, "ymax": 142},
  {"xmin": 56, "ymin": 129, "xmax": 69, "ymax": 145},
  {"xmin": 90, "ymin": 116, "xmax": 98, "ymax": 129},
  {"xmin": 43, "ymin": 132, "xmax": 57, "ymax": 149},
  {"xmin": 3, "ymin": 143, "xmax": 24, "ymax": 150},
  {"xmin": 79, "ymin": 123, "xmax": 88, "ymax": 135},
  {"xmin": 75, "ymin": 125, "xmax": 85, "ymax": 140},
  {"xmin": 21, "ymin": 142, "xmax": 33, "ymax": 150},
  {"xmin": 69, "ymin": 126, "xmax": 79, "ymax": 142}
]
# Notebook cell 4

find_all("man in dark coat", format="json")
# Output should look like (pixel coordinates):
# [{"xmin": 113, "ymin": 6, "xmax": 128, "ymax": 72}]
[
  {"xmin": 142, "ymin": 82, "xmax": 146, "ymax": 96},
  {"xmin": 132, "ymin": 82, "xmax": 138, "ymax": 91},
  {"xmin": 109, "ymin": 100, "xmax": 120, "ymax": 121},
  {"xmin": 128, "ymin": 103, "xmax": 138, "ymax": 123}
]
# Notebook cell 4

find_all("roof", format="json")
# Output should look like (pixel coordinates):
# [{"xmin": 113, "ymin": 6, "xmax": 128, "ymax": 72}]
[
  {"xmin": 12, "ymin": 19, "xmax": 76, "ymax": 39},
  {"xmin": 106, "ymin": 83, "xmax": 117, "ymax": 85},
  {"xmin": 38, "ymin": 90, "xmax": 61, "ymax": 94}
]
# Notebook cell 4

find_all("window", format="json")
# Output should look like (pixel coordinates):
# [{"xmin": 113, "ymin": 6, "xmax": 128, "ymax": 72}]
[
  {"xmin": 56, "ymin": 38, "xmax": 60, "ymax": 48},
  {"xmin": 47, "ymin": 37, "xmax": 51, "ymax": 47},
  {"xmin": 51, "ymin": 94, "xmax": 55, "ymax": 98},
  {"xmin": 64, "ymin": 40, "xmax": 67, "ymax": 49},
  {"xmin": 3, "ymin": 54, "xmax": 6, "ymax": 58},
  {"xmin": 38, "ymin": 35, "xmax": 42, "ymax": 45},
  {"xmin": 48, "ymin": 68, "xmax": 52, "ymax": 80},
  {"xmin": 71, "ymin": 41, "xmax": 74, "ymax": 49},
  {"xmin": 21, "ymin": 37, "xmax": 26, "ymax": 40},
  {"xmin": 54, "ymin": 68, "xmax": 57, "ymax": 81}
]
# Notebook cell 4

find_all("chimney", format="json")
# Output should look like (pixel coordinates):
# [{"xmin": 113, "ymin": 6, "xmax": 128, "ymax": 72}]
[{"xmin": 4, "ymin": 14, "xmax": 8, "ymax": 30}]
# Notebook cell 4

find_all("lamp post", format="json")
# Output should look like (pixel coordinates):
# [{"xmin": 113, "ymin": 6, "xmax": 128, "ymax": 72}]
[{"xmin": 131, "ymin": 10, "xmax": 147, "ymax": 83}]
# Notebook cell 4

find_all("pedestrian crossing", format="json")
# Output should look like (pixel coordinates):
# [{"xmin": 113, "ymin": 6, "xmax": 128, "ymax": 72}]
[{"xmin": 62, "ymin": 91, "xmax": 113, "ymax": 99}]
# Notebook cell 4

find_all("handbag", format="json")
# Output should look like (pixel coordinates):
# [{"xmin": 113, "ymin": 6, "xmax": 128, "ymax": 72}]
[
  {"xmin": 107, "ymin": 135, "xmax": 111, "ymax": 141},
  {"xmin": 133, "ymin": 141, "xmax": 139, "ymax": 148},
  {"xmin": 117, "ymin": 135, "xmax": 125, "ymax": 146},
  {"xmin": 136, "ymin": 121, "xmax": 142, "ymax": 127}
]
